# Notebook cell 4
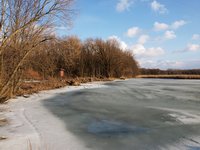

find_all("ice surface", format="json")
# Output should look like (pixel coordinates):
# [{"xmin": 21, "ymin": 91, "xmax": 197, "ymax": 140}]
[{"xmin": 1, "ymin": 79, "xmax": 200, "ymax": 150}]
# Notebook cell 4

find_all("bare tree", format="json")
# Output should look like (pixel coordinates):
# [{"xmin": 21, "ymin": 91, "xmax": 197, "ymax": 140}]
[
  {"xmin": 80, "ymin": 38, "xmax": 139, "ymax": 78},
  {"xmin": 0, "ymin": 0, "xmax": 75, "ymax": 102},
  {"xmin": 57, "ymin": 36, "xmax": 82, "ymax": 76}
]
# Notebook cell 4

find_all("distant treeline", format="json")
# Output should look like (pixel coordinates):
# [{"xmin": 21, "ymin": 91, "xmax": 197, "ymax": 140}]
[{"xmin": 140, "ymin": 68, "xmax": 200, "ymax": 75}]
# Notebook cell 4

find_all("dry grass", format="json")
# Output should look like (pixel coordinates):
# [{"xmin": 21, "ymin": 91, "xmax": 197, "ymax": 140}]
[
  {"xmin": 137, "ymin": 74, "xmax": 200, "ymax": 79},
  {"xmin": 16, "ymin": 77, "xmax": 113, "ymax": 97},
  {"xmin": 17, "ymin": 79, "xmax": 66, "ymax": 97},
  {"xmin": 0, "ymin": 118, "xmax": 8, "ymax": 127}
]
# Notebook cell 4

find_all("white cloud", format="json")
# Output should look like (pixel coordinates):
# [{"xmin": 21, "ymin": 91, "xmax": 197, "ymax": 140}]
[
  {"xmin": 132, "ymin": 44, "xmax": 165, "ymax": 57},
  {"xmin": 132, "ymin": 44, "xmax": 146, "ymax": 55},
  {"xmin": 153, "ymin": 20, "xmax": 187, "ymax": 31},
  {"xmin": 192, "ymin": 34, "xmax": 200, "ymax": 40},
  {"xmin": 175, "ymin": 43, "xmax": 200, "ymax": 53},
  {"xmin": 138, "ymin": 59, "xmax": 184, "ymax": 69},
  {"xmin": 186, "ymin": 44, "xmax": 200, "ymax": 52},
  {"xmin": 171, "ymin": 20, "xmax": 186, "ymax": 29},
  {"xmin": 145, "ymin": 47, "xmax": 165, "ymax": 57},
  {"xmin": 119, "ymin": 41, "xmax": 128, "ymax": 50},
  {"xmin": 116, "ymin": 0, "xmax": 133, "ymax": 12},
  {"xmin": 138, "ymin": 59, "xmax": 200, "ymax": 69},
  {"xmin": 154, "ymin": 22, "xmax": 169, "ymax": 31},
  {"xmin": 158, "ymin": 60, "xmax": 184, "ymax": 68},
  {"xmin": 138, "ymin": 34, "xmax": 150, "ymax": 44},
  {"xmin": 108, "ymin": 35, "xmax": 128, "ymax": 50},
  {"xmin": 164, "ymin": 30, "xmax": 176, "ymax": 40},
  {"xmin": 126, "ymin": 27, "xmax": 141, "ymax": 38},
  {"xmin": 151, "ymin": 0, "xmax": 168, "ymax": 14},
  {"xmin": 155, "ymin": 30, "xmax": 176, "ymax": 41}
]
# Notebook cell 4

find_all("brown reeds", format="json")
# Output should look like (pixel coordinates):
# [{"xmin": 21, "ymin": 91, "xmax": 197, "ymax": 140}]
[{"xmin": 137, "ymin": 74, "xmax": 200, "ymax": 79}]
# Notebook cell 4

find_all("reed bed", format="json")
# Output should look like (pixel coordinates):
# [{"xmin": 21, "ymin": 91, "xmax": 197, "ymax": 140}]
[{"xmin": 137, "ymin": 75, "xmax": 200, "ymax": 79}]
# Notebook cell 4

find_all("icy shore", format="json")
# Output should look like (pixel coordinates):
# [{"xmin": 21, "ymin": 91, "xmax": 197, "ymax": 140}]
[{"xmin": 0, "ymin": 82, "xmax": 107, "ymax": 150}]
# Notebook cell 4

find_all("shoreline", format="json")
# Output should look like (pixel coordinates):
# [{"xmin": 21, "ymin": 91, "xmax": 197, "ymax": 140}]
[
  {"xmin": 14, "ymin": 77, "xmax": 115, "ymax": 101},
  {"xmin": 0, "ymin": 81, "xmax": 109, "ymax": 150}
]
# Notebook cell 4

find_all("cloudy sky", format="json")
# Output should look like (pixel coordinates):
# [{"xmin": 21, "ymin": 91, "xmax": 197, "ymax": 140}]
[{"xmin": 56, "ymin": 0, "xmax": 200, "ymax": 69}]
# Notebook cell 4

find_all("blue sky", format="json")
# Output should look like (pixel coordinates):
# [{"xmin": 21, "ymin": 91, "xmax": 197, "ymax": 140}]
[{"xmin": 56, "ymin": 0, "xmax": 200, "ymax": 69}]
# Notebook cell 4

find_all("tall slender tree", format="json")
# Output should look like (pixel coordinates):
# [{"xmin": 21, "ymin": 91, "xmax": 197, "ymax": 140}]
[{"xmin": 0, "ymin": 0, "xmax": 75, "ymax": 101}]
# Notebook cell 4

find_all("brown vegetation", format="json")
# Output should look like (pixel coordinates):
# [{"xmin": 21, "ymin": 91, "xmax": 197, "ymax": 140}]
[
  {"xmin": 16, "ymin": 77, "xmax": 113, "ymax": 97},
  {"xmin": 28, "ymin": 37, "xmax": 139, "ymax": 79},
  {"xmin": 138, "ymin": 68, "xmax": 200, "ymax": 79},
  {"xmin": 1, "ymin": 34, "xmax": 139, "ymax": 102},
  {"xmin": 0, "ymin": 117, "xmax": 7, "ymax": 126},
  {"xmin": 0, "ymin": 0, "xmax": 139, "ymax": 102},
  {"xmin": 140, "ymin": 68, "xmax": 200, "ymax": 75},
  {"xmin": 137, "ymin": 75, "xmax": 200, "ymax": 79},
  {"xmin": 0, "ymin": 0, "xmax": 75, "ymax": 102}
]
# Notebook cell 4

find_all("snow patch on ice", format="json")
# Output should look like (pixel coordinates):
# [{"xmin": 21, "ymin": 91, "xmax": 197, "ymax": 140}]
[
  {"xmin": 148, "ymin": 106, "xmax": 200, "ymax": 125},
  {"xmin": 160, "ymin": 136, "xmax": 200, "ymax": 150}
]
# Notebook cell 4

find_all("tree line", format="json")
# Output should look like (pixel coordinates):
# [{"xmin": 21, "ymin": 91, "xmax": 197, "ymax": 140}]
[
  {"xmin": 27, "ymin": 36, "xmax": 139, "ymax": 79},
  {"xmin": 140, "ymin": 68, "xmax": 200, "ymax": 75}
]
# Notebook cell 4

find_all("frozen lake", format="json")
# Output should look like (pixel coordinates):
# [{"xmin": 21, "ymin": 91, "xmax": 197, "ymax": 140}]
[{"xmin": 42, "ymin": 79, "xmax": 200, "ymax": 150}]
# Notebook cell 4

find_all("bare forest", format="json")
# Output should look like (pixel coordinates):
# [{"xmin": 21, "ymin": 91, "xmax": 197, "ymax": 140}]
[{"xmin": 0, "ymin": 0, "xmax": 139, "ymax": 102}]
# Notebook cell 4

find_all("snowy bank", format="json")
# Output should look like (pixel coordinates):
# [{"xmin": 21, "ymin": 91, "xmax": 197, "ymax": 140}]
[{"xmin": 0, "ymin": 82, "xmax": 108, "ymax": 150}]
